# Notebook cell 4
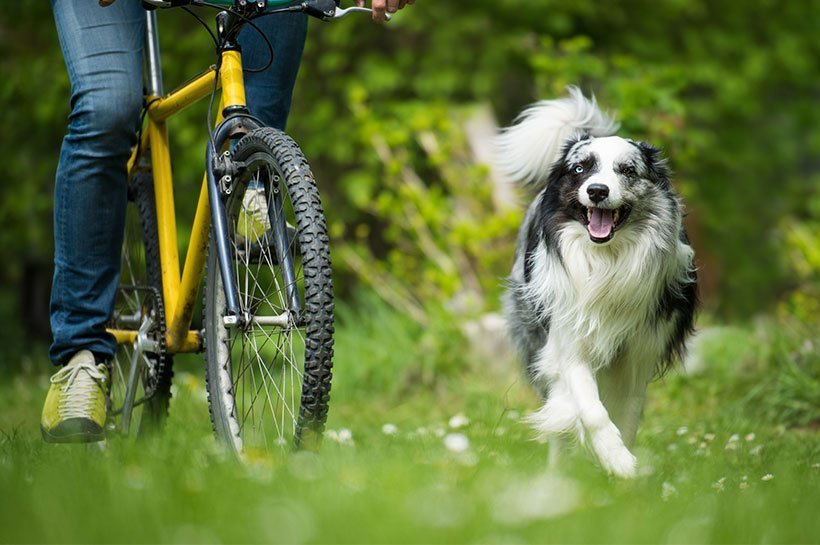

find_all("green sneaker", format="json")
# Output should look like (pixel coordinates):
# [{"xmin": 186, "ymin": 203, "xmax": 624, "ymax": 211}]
[
  {"xmin": 236, "ymin": 187, "xmax": 271, "ymax": 244},
  {"xmin": 41, "ymin": 350, "xmax": 109, "ymax": 443}
]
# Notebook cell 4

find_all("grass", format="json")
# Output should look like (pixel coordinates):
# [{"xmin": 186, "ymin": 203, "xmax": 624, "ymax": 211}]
[{"xmin": 1, "ymin": 301, "xmax": 818, "ymax": 544}]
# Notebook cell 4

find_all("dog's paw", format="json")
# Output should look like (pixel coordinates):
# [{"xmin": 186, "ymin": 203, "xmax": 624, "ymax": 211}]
[{"xmin": 591, "ymin": 424, "xmax": 637, "ymax": 478}]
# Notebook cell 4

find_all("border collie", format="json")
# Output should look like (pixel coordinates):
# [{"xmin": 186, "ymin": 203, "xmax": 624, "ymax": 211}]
[{"xmin": 497, "ymin": 88, "xmax": 697, "ymax": 477}]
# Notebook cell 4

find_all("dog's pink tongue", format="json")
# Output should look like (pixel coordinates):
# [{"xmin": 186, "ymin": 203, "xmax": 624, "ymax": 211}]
[{"xmin": 588, "ymin": 208, "xmax": 614, "ymax": 239}]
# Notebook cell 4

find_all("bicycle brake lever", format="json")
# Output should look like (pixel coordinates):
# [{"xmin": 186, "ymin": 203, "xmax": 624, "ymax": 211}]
[{"xmin": 331, "ymin": 6, "xmax": 392, "ymax": 21}]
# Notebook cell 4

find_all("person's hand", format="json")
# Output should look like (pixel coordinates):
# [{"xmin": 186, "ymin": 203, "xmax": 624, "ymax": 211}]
[{"xmin": 354, "ymin": 0, "xmax": 415, "ymax": 23}]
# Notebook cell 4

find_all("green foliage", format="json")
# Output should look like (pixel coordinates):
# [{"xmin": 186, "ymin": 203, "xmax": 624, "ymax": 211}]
[
  {"xmin": 333, "ymin": 100, "xmax": 520, "ymax": 321},
  {"xmin": 286, "ymin": 0, "xmax": 820, "ymax": 318},
  {"xmin": 743, "ymin": 319, "xmax": 820, "ymax": 429},
  {"xmin": 2, "ymin": 0, "xmax": 818, "ymax": 353},
  {"xmin": 333, "ymin": 290, "xmax": 469, "ymax": 399}
]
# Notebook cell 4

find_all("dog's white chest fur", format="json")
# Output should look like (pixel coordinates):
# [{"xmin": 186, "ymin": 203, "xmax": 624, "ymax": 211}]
[{"xmin": 526, "ymin": 223, "xmax": 687, "ymax": 370}]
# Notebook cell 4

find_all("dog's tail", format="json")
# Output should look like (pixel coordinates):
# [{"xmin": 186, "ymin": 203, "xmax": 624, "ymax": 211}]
[{"xmin": 494, "ymin": 86, "xmax": 619, "ymax": 191}]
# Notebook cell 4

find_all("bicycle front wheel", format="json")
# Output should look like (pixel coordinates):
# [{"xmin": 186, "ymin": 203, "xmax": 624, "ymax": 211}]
[{"xmin": 204, "ymin": 127, "xmax": 334, "ymax": 457}]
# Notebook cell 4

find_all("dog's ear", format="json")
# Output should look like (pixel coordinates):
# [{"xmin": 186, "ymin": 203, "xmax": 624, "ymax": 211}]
[{"xmin": 636, "ymin": 141, "xmax": 671, "ymax": 188}]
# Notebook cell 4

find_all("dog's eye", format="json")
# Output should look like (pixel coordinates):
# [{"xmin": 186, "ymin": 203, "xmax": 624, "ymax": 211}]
[
  {"xmin": 621, "ymin": 166, "xmax": 637, "ymax": 177},
  {"xmin": 574, "ymin": 165, "xmax": 584, "ymax": 174}
]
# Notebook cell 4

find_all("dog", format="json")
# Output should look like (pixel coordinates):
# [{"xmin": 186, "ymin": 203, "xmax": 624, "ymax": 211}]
[{"xmin": 496, "ymin": 87, "xmax": 697, "ymax": 477}]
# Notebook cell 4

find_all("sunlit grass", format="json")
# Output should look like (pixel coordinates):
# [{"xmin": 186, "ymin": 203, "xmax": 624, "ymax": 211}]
[{"xmin": 1, "ymin": 304, "xmax": 818, "ymax": 544}]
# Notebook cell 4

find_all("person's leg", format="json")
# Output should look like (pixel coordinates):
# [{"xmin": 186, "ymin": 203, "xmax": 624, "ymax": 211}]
[
  {"xmin": 49, "ymin": 0, "xmax": 145, "ymax": 365},
  {"xmin": 238, "ymin": 12, "xmax": 308, "ymax": 130}
]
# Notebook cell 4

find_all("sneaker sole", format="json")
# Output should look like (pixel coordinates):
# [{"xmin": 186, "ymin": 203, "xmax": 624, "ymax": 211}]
[{"xmin": 41, "ymin": 418, "xmax": 106, "ymax": 444}]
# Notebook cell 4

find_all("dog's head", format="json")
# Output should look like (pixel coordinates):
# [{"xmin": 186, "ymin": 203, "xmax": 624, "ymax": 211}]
[{"xmin": 547, "ymin": 134, "xmax": 672, "ymax": 245}]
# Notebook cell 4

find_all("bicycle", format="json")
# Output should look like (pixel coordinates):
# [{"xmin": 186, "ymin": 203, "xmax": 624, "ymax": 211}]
[{"xmin": 107, "ymin": 0, "xmax": 382, "ymax": 457}]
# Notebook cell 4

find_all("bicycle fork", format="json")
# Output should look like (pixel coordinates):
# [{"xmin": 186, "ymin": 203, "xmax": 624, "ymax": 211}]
[{"xmin": 205, "ymin": 114, "xmax": 301, "ymax": 327}]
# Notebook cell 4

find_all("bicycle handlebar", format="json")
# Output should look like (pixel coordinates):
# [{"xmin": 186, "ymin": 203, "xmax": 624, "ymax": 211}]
[{"xmin": 140, "ymin": 0, "xmax": 392, "ymax": 21}]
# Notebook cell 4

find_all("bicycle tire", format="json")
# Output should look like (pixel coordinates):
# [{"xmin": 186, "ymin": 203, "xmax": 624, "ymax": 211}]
[
  {"xmin": 204, "ymin": 127, "xmax": 334, "ymax": 456},
  {"xmin": 109, "ymin": 171, "xmax": 173, "ymax": 437}
]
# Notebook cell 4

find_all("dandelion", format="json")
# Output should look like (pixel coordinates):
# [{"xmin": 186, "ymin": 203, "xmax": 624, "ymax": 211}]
[
  {"xmin": 444, "ymin": 433, "xmax": 470, "ymax": 453},
  {"xmin": 448, "ymin": 414, "xmax": 470, "ymax": 429},
  {"xmin": 761, "ymin": 473, "xmax": 774, "ymax": 481},
  {"xmin": 381, "ymin": 423, "xmax": 399, "ymax": 436}
]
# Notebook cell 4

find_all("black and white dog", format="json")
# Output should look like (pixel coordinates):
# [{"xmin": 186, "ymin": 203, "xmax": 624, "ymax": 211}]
[{"xmin": 497, "ymin": 88, "xmax": 697, "ymax": 477}]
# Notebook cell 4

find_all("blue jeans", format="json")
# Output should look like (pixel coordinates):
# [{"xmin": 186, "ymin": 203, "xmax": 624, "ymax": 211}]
[{"xmin": 49, "ymin": 0, "xmax": 307, "ymax": 365}]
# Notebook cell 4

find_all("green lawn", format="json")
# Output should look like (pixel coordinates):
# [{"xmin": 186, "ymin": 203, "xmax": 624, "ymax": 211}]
[{"xmin": 1, "ymin": 304, "xmax": 818, "ymax": 544}]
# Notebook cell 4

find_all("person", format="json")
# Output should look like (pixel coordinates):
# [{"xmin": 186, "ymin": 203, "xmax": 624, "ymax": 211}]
[{"xmin": 41, "ymin": 0, "xmax": 415, "ymax": 443}]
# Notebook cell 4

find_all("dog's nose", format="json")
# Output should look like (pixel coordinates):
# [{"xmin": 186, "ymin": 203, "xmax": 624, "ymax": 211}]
[{"xmin": 587, "ymin": 183, "xmax": 610, "ymax": 203}]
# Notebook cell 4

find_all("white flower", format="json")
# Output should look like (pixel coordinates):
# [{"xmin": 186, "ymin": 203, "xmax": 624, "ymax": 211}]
[
  {"xmin": 761, "ymin": 473, "xmax": 774, "ymax": 481},
  {"xmin": 703, "ymin": 433, "xmax": 716, "ymax": 442},
  {"xmin": 448, "ymin": 414, "xmax": 470, "ymax": 429},
  {"xmin": 676, "ymin": 426, "xmax": 688, "ymax": 436},
  {"xmin": 661, "ymin": 481, "xmax": 678, "ymax": 501},
  {"xmin": 337, "ymin": 428, "xmax": 354, "ymax": 444},
  {"xmin": 326, "ymin": 428, "xmax": 354, "ymax": 445},
  {"xmin": 728, "ymin": 434, "xmax": 740, "ymax": 443},
  {"xmin": 712, "ymin": 477, "xmax": 726, "ymax": 492},
  {"xmin": 381, "ymin": 423, "xmax": 399, "ymax": 436},
  {"xmin": 444, "ymin": 433, "xmax": 470, "ymax": 453},
  {"xmin": 749, "ymin": 444, "xmax": 764, "ymax": 456},
  {"xmin": 745, "ymin": 433, "xmax": 756, "ymax": 442}
]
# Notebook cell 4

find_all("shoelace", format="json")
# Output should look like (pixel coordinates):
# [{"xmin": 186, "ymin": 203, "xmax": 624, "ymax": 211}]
[{"xmin": 51, "ymin": 362, "xmax": 107, "ymax": 419}]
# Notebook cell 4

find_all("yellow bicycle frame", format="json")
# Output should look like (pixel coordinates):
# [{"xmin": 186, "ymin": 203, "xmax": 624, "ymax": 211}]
[{"xmin": 108, "ymin": 44, "xmax": 248, "ymax": 355}]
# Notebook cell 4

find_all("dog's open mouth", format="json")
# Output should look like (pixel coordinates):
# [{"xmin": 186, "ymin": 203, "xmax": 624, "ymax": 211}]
[{"xmin": 580, "ymin": 206, "xmax": 631, "ymax": 243}]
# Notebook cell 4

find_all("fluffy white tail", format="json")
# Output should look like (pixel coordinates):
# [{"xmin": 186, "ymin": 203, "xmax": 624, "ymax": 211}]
[{"xmin": 494, "ymin": 86, "xmax": 619, "ymax": 191}]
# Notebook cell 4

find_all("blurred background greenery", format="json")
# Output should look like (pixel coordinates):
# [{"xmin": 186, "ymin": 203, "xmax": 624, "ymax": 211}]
[{"xmin": 0, "ymin": 1, "xmax": 817, "ymax": 400}]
